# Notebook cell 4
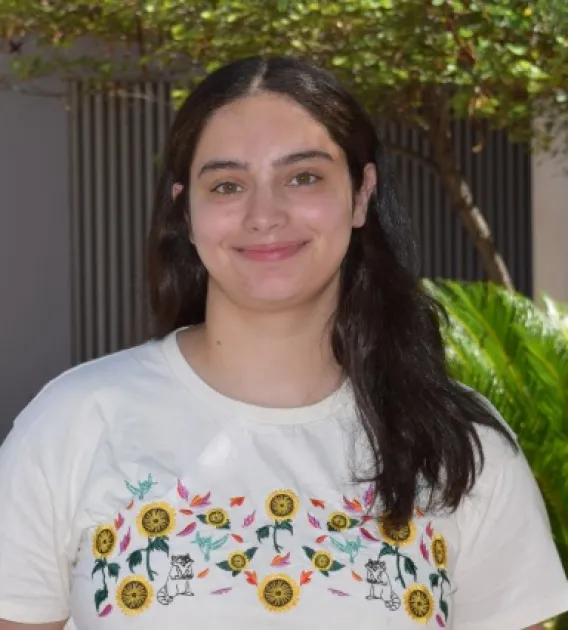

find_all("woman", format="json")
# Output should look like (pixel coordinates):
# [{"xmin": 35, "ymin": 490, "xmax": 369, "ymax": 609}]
[{"xmin": 0, "ymin": 57, "xmax": 565, "ymax": 630}]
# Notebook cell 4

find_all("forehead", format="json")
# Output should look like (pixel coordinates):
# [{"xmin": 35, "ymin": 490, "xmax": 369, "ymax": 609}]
[{"xmin": 191, "ymin": 92, "xmax": 342, "ymax": 166}]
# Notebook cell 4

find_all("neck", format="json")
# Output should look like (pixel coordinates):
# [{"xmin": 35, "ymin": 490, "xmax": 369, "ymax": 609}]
[{"xmin": 178, "ymin": 288, "xmax": 344, "ymax": 408}]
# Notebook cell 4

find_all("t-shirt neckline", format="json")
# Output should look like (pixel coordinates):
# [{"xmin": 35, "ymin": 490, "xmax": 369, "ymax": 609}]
[{"xmin": 161, "ymin": 327, "xmax": 352, "ymax": 425}]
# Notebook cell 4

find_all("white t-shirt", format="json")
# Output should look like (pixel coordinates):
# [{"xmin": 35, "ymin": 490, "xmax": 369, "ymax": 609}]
[{"xmin": 0, "ymin": 330, "xmax": 567, "ymax": 629}]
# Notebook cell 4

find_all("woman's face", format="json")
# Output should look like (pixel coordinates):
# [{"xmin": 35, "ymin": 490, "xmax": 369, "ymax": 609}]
[{"xmin": 185, "ymin": 92, "xmax": 376, "ymax": 312}]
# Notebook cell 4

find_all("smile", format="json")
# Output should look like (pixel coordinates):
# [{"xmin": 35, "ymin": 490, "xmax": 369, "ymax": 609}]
[{"xmin": 234, "ymin": 241, "xmax": 309, "ymax": 262}]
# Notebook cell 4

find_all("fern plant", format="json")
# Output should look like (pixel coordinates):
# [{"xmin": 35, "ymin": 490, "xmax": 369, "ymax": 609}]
[{"xmin": 427, "ymin": 280, "xmax": 568, "ymax": 577}]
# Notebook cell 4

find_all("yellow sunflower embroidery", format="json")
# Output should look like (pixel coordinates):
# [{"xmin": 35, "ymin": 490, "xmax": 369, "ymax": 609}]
[
  {"xmin": 228, "ymin": 551, "xmax": 249, "ymax": 572},
  {"xmin": 92, "ymin": 524, "xmax": 117, "ymax": 559},
  {"xmin": 327, "ymin": 512, "xmax": 350, "ymax": 532},
  {"xmin": 379, "ymin": 519, "xmax": 416, "ymax": 547},
  {"xmin": 259, "ymin": 574, "xmax": 300, "ymax": 613},
  {"xmin": 116, "ymin": 575, "xmax": 154, "ymax": 616},
  {"xmin": 204, "ymin": 507, "xmax": 230, "ymax": 528},
  {"xmin": 432, "ymin": 535, "xmax": 448, "ymax": 569},
  {"xmin": 266, "ymin": 490, "xmax": 300, "ymax": 522},
  {"xmin": 403, "ymin": 585, "xmax": 434, "ymax": 624},
  {"xmin": 136, "ymin": 502, "xmax": 175, "ymax": 538},
  {"xmin": 312, "ymin": 550, "xmax": 334, "ymax": 572}
]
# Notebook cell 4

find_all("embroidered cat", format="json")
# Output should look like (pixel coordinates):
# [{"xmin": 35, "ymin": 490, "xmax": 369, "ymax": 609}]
[
  {"xmin": 157, "ymin": 554, "xmax": 195, "ymax": 605},
  {"xmin": 364, "ymin": 558, "xmax": 401, "ymax": 610}
]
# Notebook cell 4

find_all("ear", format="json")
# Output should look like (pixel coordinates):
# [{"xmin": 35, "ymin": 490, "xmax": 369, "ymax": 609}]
[
  {"xmin": 353, "ymin": 163, "xmax": 377, "ymax": 228},
  {"xmin": 172, "ymin": 182, "xmax": 184, "ymax": 200}
]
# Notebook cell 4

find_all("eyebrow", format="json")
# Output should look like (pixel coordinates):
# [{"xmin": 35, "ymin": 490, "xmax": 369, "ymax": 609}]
[{"xmin": 197, "ymin": 149, "xmax": 334, "ymax": 177}]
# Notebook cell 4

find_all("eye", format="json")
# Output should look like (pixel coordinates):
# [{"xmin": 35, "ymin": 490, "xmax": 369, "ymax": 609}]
[
  {"xmin": 211, "ymin": 181, "xmax": 244, "ymax": 195},
  {"xmin": 288, "ymin": 172, "xmax": 321, "ymax": 187}
]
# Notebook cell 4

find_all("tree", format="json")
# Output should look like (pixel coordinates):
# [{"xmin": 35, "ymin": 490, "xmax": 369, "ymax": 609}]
[{"xmin": 2, "ymin": 0, "xmax": 567, "ymax": 287}]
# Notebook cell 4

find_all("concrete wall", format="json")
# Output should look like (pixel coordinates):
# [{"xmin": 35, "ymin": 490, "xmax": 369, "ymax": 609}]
[
  {"xmin": 0, "ymin": 59, "xmax": 72, "ymax": 439},
  {"xmin": 532, "ymin": 140, "xmax": 568, "ymax": 303}
]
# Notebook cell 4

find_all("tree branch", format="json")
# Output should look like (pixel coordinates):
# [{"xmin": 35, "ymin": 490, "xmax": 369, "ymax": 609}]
[{"xmin": 383, "ymin": 142, "xmax": 439, "ymax": 175}]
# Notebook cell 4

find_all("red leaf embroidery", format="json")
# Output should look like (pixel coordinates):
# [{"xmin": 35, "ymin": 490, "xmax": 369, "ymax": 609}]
[
  {"xmin": 360, "ymin": 527, "xmax": 380, "ymax": 542},
  {"xmin": 230, "ymin": 496, "xmax": 245, "ymax": 507},
  {"xmin": 420, "ymin": 537, "xmax": 430, "ymax": 562},
  {"xmin": 308, "ymin": 513, "xmax": 321, "ymax": 529},
  {"xmin": 315, "ymin": 535, "xmax": 328, "ymax": 544},
  {"xmin": 329, "ymin": 588, "xmax": 350, "ymax": 596},
  {"xmin": 98, "ymin": 604, "xmax": 113, "ymax": 617},
  {"xmin": 197, "ymin": 569, "xmax": 210, "ymax": 579},
  {"xmin": 361, "ymin": 515, "xmax": 373, "ymax": 523},
  {"xmin": 177, "ymin": 479, "xmax": 189, "ymax": 502},
  {"xmin": 179, "ymin": 508, "xmax": 194, "ymax": 516},
  {"xmin": 426, "ymin": 521, "xmax": 434, "ymax": 539},
  {"xmin": 231, "ymin": 534, "xmax": 244, "ymax": 543},
  {"xmin": 300, "ymin": 570, "xmax": 313, "ymax": 586},
  {"xmin": 190, "ymin": 491, "xmax": 211, "ymax": 507},
  {"xmin": 211, "ymin": 587, "xmax": 232, "ymax": 595},
  {"xmin": 126, "ymin": 500, "xmax": 134, "ymax": 510},
  {"xmin": 243, "ymin": 511, "xmax": 256, "ymax": 528},
  {"xmin": 177, "ymin": 522, "xmax": 197, "ymax": 537},
  {"xmin": 114, "ymin": 513, "xmax": 124, "ymax": 530},
  {"xmin": 244, "ymin": 571, "xmax": 258, "ymax": 585},
  {"xmin": 271, "ymin": 552, "xmax": 291, "ymax": 567},
  {"xmin": 310, "ymin": 498, "xmax": 325, "ymax": 509},
  {"xmin": 436, "ymin": 614, "xmax": 446, "ymax": 627},
  {"xmin": 415, "ymin": 506, "xmax": 425, "ymax": 518},
  {"xmin": 363, "ymin": 485, "xmax": 375, "ymax": 508},
  {"xmin": 351, "ymin": 570, "xmax": 363, "ymax": 582},
  {"xmin": 119, "ymin": 527, "xmax": 131, "ymax": 554},
  {"xmin": 343, "ymin": 496, "xmax": 363, "ymax": 513}
]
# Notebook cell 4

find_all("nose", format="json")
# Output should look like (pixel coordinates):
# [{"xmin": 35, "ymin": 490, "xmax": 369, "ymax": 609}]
[{"xmin": 242, "ymin": 187, "xmax": 288, "ymax": 234}]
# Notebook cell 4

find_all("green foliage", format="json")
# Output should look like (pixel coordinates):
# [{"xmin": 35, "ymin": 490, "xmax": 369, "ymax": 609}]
[
  {"xmin": 1, "ymin": 0, "xmax": 567, "ymax": 140},
  {"xmin": 428, "ymin": 280, "xmax": 568, "ymax": 573}
]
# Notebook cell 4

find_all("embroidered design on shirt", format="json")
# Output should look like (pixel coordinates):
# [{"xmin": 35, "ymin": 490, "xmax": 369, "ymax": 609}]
[
  {"xmin": 217, "ymin": 548, "xmax": 258, "ymax": 576},
  {"xmin": 91, "ymin": 524, "xmax": 121, "ymax": 615},
  {"xmin": 302, "ymin": 547, "xmax": 345, "ymax": 576},
  {"xmin": 256, "ymin": 489, "xmax": 299, "ymax": 553},
  {"xmin": 364, "ymin": 558, "xmax": 401, "ymax": 610},
  {"xmin": 403, "ymin": 584, "xmax": 435, "ymax": 624},
  {"xmin": 192, "ymin": 530, "xmax": 230, "ymax": 561},
  {"xmin": 156, "ymin": 554, "xmax": 195, "ymax": 605},
  {"xmin": 116, "ymin": 575, "xmax": 154, "ymax": 615},
  {"xmin": 429, "ymin": 534, "xmax": 451, "ymax": 625},
  {"xmin": 329, "ymin": 535, "xmax": 365, "ymax": 564},
  {"xmin": 125, "ymin": 474, "xmax": 158, "ymax": 501},
  {"xmin": 127, "ymin": 501, "xmax": 176, "ymax": 580},
  {"xmin": 327, "ymin": 511, "xmax": 360, "ymax": 532},
  {"xmin": 376, "ymin": 519, "xmax": 418, "ymax": 588},
  {"xmin": 258, "ymin": 573, "xmax": 300, "ymax": 613},
  {"xmin": 198, "ymin": 507, "xmax": 231, "ymax": 529}
]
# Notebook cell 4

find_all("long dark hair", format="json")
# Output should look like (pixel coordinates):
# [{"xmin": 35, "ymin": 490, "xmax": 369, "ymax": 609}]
[{"xmin": 147, "ymin": 56, "xmax": 516, "ymax": 524}]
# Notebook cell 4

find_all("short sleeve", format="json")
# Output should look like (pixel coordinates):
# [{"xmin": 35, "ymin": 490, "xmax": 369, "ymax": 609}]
[
  {"xmin": 453, "ymin": 432, "xmax": 568, "ymax": 629},
  {"xmin": 0, "ymin": 374, "xmax": 106, "ymax": 624}
]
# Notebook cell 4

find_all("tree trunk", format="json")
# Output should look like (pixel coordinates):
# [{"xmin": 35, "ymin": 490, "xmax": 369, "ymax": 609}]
[
  {"xmin": 424, "ymin": 87, "xmax": 515, "ymax": 290},
  {"xmin": 434, "ymin": 145, "xmax": 514, "ymax": 290}
]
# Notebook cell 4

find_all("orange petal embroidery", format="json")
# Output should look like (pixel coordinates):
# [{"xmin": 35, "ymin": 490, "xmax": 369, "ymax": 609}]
[
  {"xmin": 197, "ymin": 569, "xmax": 210, "ymax": 579},
  {"xmin": 231, "ymin": 534, "xmax": 244, "ymax": 543},
  {"xmin": 230, "ymin": 497, "xmax": 245, "ymax": 507},
  {"xmin": 310, "ymin": 498, "xmax": 325, "ymax": 509},
  {"xmin": 352, "ymin": 570, "xmax": 363, "ymax": 582},
  {"xmin": 244, "ymin": 571, "xmax": 257, "ymax": 585},
  {"xmin": 315, "ymin": 535, "xmax": 328, "ymax": 544},
  {"xmin": 300, "ymin": 570, "xmax": 313, "ymax": 586}
]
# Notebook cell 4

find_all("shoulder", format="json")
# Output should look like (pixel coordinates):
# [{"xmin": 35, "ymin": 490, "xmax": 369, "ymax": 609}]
[{"xmin": 8, "ymin": 338, "xmax": 170, "ymax": 448}]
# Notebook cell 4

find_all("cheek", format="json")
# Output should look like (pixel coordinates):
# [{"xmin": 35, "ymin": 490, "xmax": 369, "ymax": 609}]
[{"xmin": 190, "ymin": 202, "xmax": 239, "ymax": 247}]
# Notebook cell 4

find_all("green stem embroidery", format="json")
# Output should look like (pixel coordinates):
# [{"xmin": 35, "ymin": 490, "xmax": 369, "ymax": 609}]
[
  {"xmin": 395, "ymin": 550, "xmax": 406, "ymax": 588},
  {"xmin": 272, "ymin": 523, "xmax": 282, "ymax": 553},
  {"xmin": 145, "ymin": 541, "xmax": 155, "ymax": 581}
]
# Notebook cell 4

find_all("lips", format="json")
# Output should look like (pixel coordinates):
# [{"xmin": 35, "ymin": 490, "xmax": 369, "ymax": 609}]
[{"xmin": 235, "ymin": 241, "xmax": 308, "ymax": 262}]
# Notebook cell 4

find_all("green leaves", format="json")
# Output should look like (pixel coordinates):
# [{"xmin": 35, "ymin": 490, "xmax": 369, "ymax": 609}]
[
  {"xmin": 151, "ymin": 537, "xmax": 169, "ymax": 555},
  {"xmin": 94, "ymin": 586, "xmax": 108, "ymax": 612},
  {"xmin": 127, "ymin": 549, "xmax": 143, "ymax": 573},
  {"xmin": 107, "ymin": 562, "xmax": 120, "ymax": 579},
  {"xmin": 91, "ymin": 559, "xmax": 106, "ymax": 577},
  {"xmin": 256, "ymin": 525, "xmax": 271, "ymax": 543},
  {"xmin": 428, "ymin": 280, "xmax": 568, "ymax": 573}
]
